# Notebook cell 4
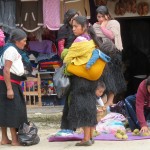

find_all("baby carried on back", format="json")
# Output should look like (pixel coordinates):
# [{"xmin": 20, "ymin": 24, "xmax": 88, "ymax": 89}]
[{"xmin": 62, "ymin": 35, "xmax": 111, "ymax": 81}]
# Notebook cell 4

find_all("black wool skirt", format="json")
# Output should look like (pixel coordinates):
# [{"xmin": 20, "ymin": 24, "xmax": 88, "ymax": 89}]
[
  {"xmin": 100, "ymin": 52, "xmax": 127, "ymax": 95},
  {"xmin": 67, "ymin": 76, "xmax": 98, "ymax": 129},
  {"xmin": 0, "ymin": 81, "xmax": 28, "ymax": 128},
  {"xmin": 60, "ymin": 93, "xmax": 72, "ymax": 130}
]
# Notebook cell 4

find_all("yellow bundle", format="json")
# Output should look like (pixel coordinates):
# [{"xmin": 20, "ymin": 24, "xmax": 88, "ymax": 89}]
[
  {"xmin": 67, "ymin": 59, "xmax": 106, "ymax": 81},
  {"xmin": 64, "ymin": 39, "xmax": 106, "ymax": 81}
]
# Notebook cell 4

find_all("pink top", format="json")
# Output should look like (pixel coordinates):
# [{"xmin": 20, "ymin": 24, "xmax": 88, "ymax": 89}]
[
  {"xmin": 74, "ymin": 34, "xmax": 91, "ymax": 42},
  {"xmin": 0, "ymin": 29, "xmax": 5, "ymax": 47},
  {"xmin": 100, "ymin": 26, "xmax": 114, "ymax": 40}
]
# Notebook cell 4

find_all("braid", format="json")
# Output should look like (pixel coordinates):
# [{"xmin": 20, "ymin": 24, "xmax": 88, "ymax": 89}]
[
  {"xmin": 87, "ymin": 25, "xmax": 102, "ymax": 48},
  {"xmin": 73, "ymin": 16, "xmax": 102, "ymax": 49},
  {"xmin": 99, "ymin": 38, "xmax": 117, "ymax": 56}
]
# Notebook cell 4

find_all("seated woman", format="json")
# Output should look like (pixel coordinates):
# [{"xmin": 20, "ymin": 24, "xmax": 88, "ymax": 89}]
[{"xmin": 125, "ymin": 76, "xmax": 150, "ymax": 132}]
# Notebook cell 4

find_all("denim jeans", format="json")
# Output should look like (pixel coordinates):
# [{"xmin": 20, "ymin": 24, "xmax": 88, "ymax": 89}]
[
  {"xmin": 125, "ymin": 94, "xmax": 140, "ymax": 131},
  {"xmin": 125, "ymin": 94, "xmax": 150, "ymax": 131}
]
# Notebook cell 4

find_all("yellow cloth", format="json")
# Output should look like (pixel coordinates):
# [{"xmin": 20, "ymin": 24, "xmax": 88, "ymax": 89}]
[
  {"xmin": 63, "ymin": 38, "xmax": 106, "ymax": 81},
  {"xmin": 64, "ymin": 40, "xmax": 96, "ymax": 65},
  {"xmin": 67, "ymin": 58, "xmax": 106, "ymax": 81}
]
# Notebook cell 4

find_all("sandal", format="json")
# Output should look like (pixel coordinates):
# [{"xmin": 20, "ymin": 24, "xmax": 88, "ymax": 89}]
[
  {"xmin": 90, "ymin": 138, "xmax": 95, "ymax": 144},
  {"xmin": 75, "ymin": 140, "xmax": 92, "ymax": 146}
]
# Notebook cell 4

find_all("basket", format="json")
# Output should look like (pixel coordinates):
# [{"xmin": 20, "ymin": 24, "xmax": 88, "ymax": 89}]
[{"xmin": 97, "ymin": 106, "xmax": 107, "ymax": 122}]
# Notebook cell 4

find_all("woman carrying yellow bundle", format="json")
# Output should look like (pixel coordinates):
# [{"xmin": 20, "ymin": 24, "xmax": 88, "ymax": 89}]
[
  {"xmin": 63, "ymin": 23, "xmax": 110, "ymax": 81},
  {"xmin": 62, "ymin": 16, "xmax": 110, "ymax": 146}
]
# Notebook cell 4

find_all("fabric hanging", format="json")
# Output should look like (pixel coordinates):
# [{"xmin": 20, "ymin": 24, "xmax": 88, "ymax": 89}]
[
  {"xmin": 0, "ymin": 0, "xmax": 16, "ymax": 33},
  {"xmin": 16, "ymin": 0, "xmax": 43, "ymax": 32},
  {"xmin": 43, "ymin": 0, "xmax": 60, "ymax": 30}
]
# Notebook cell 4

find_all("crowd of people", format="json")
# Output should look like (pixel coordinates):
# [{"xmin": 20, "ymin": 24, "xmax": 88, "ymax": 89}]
[
  {"xmin": 0, "ymin": 5, "xmax": 149, "ymax": 147},
  {"xmin": 58, "ymin": 6, "xmax": 150, "ymax": 146}
]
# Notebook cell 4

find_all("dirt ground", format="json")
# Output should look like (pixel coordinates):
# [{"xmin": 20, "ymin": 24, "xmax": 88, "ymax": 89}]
[
  {"xmin": 0, "ymin": 124, "xmax": 150, "ymax": 150},
  {"xmin": 0, "ymin": 106, "xmax": 150, "ymax": 149}
]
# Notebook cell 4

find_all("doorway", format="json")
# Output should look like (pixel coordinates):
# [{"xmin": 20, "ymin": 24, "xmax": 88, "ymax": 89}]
[{"xmin": 117, "ymin": 17, "xmax": 150, "ymax": 95}]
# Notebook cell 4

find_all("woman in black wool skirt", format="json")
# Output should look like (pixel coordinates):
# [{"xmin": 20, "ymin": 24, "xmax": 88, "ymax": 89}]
[
  {"xmin": 62, "ymin": 16, "xmax": 109, "ymax": 146},
  {"xmin": 0, "ymin": 28, "xmax": 28, "ymax": 146}
]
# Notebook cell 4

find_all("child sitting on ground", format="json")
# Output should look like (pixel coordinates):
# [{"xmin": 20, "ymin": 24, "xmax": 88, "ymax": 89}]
[{"xmin": 95, "ymin": 81, "xmax": 110, "ymax": 118}]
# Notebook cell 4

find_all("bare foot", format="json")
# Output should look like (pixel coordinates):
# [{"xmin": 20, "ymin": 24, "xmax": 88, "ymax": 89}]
[
  {"xmin": 11, "ymin": 142, "xmax": 21, "ymax": 146},
  {"xmin": 1, "ymin": 139, "xmax": 12, "ymax": 145}
]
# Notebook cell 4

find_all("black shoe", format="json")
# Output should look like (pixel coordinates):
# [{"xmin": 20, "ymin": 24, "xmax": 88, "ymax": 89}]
[{"xmin": 75, "ymin": 140, "xmax": 92, "ymax": 146}]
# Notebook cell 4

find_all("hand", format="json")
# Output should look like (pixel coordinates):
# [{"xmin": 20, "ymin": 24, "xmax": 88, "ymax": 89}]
[
  {"xmin": 7, "ymin": 89, "xmax": 14, "ymax": 99},
  {"xmin": 140, "ymin": 126, "xmax": 149, "ymax": 133},
  {"xmin": 104, "ymin": 15, "xmax": 109, "ymax": 20},
  {"xmin": 97, "ymin": 108, "xmax": 103, "ymax": 113},
  {"xmin": 100, "ymin": 15, "xmax": 108, "ymax": 27},
  {"xmin": 100, "ymin": 20, "xmax": 108, "ymax": 27}
]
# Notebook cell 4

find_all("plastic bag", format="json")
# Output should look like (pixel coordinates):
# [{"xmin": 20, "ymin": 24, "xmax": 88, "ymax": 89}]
[
  {"xmin": 53, "ymin": 65, "xmax": 70, "ymax": 98},
  {"xmin": 18, "ymin": 122, "xmax": 40, "ymax": 146}
]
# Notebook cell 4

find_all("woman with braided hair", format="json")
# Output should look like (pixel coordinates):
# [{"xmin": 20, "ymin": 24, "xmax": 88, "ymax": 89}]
[{"xmin": 62, "ymin": 15, "xmax": 111, "ymax": 146}]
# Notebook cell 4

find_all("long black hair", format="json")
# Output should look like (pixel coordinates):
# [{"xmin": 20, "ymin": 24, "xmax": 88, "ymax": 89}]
[
  {"xmin": 73, "ymin": 16, "xmax": 102, "ymax": 48},
  {"xmin": 64, "ymin": 9, "xmax": 79, "ymax": 25},
  {"xmin": 57, "ymin": 9, "xmax": 79, "ymax": 45},
  {"xmin": 96, "ymin": 5, "xmax": 112, "ymax": 20}
]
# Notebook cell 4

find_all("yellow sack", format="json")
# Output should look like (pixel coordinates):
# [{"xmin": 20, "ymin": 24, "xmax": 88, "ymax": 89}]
[{"xmin": 67, "ymin": 58, "xmax": 106, "ymax": 81}]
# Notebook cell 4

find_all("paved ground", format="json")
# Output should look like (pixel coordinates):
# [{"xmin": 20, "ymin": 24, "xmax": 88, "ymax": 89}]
[
  {"xmin": 27, "ymin": 106, "xmax": 63, "ymax": 123},
  {"xmin": 27, "ymin": 106, "xmax": 63, "ymax": 115},
  {"xmin": 0, "ymin": 106, "xmax": 150, "ymax": 150},
  {"xmin": 1, "ymin": 128, "xmax": 150, "ymax": 150}
]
